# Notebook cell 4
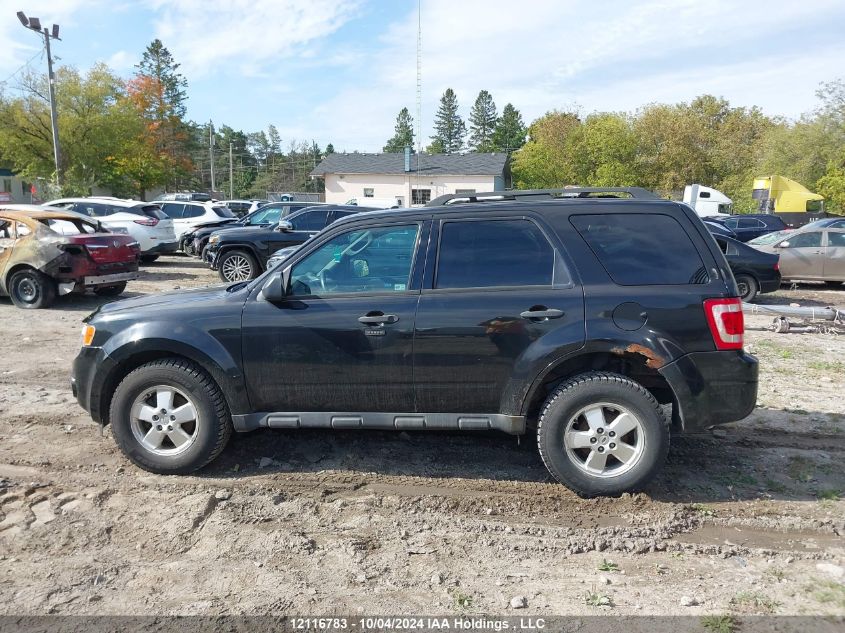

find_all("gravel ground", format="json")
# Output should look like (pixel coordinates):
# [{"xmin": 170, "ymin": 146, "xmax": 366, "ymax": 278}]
[{"xmin": 0, "ymin": 255, "xmax": 843, "ymax": 616}]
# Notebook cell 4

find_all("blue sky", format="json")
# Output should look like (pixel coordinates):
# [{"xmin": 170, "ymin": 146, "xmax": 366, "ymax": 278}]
[{"xmin": 2, "ymin": 0, "xmax": 845, "ymax": 152}]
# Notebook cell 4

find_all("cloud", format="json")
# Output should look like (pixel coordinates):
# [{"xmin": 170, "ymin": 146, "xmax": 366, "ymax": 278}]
[
  {"xmin": 278, "ymin": 0, "xmax": 845, "ymax": 150},
  {"xmin": 105, "ymin": 50, "xmax": 133, "ymax": 71},
  {"xmin": 146, "ymin": 0, "xmax": 363, "ymax": 77}
]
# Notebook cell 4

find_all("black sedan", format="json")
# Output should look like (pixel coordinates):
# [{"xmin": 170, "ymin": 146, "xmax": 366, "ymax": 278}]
[
  {"xmin": 708, "ymin": 214, "xmax": 788, "ymax": 242},
  {"xmin": 713, "ymin": 235, "xmax": 781, "ymax": 302}
]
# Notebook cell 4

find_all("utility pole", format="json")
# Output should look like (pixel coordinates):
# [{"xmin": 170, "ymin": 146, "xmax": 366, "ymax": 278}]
[
  {"xmin": 209, "ymin": 121, "xmax": 216, "ymax": 192},
  {"xmin": 229, "ymin": 142, "xmax": 234, "ymax": 199},
  {"xmin": 17, "ymin": 12, "xmax": 62, "ymax": 188}
]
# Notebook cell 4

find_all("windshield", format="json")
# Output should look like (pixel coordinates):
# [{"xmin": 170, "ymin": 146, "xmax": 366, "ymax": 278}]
[{"xmin": 748, "ymin": 229, "xmax": 791, "ymax": 246}]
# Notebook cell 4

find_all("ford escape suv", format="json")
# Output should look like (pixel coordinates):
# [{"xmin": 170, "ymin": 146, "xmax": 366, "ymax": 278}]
[{"xmin": 71, "ymin": 188, "xmax": 758, "ymax": 496}]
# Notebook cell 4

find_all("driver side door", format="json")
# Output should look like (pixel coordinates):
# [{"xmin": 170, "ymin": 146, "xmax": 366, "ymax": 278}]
[
  {"xmin": 778, "ymin": 231, "xmax": 824, "ymax": 279},
  {"xmin": 241, "ymin": 220, "xmax": 428, "ymax": 414}
]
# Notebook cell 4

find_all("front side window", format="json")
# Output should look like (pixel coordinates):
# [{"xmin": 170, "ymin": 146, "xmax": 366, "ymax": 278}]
[
  {"xmin": 435, "ymin": 219, "xmax": 566, "ymax": 289},
  {"xmin": 412, "ymin": 189, "xmax": 431, "ymax": 205},
  {"xmin": 788, "ymin": 232, "xmax": 822, "ymax": 248},
  {"xmin": 289, "ymin": 224, "xmax": 419, "ymax": 296},
  {"xmin": 571, "ymin": 213, "xmax": 708, "ymax": 285},
  {"xmin": 724, "ymin": 218, "xmax": 739, "ymax": 229},
  {"xmin": 738, "ymin": 218, "xmax": 764, "ymax": 229},
  {"xmin": 161, "ymin": 203, "xmax": 184, "ymax": 218}
]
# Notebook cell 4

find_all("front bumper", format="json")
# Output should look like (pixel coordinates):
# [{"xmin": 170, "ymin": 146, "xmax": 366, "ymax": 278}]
[
  {"xmin": 658, "ymin": 350, "xmax": 758, "ymax": 432},
  {"xmin": 72, "ymin": 346, "xmax": 115, "ymax": 424},
  {"xmin": 207, "ymin": 245, "xmax": 220, "ymax": 269}
]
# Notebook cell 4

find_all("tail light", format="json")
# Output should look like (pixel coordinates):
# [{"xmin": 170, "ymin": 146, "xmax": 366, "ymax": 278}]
[
  {"xmin": 774, "ymin": 261, "xmax": 779, "ymax": 271},
  {"xmin": 134, "ymin": 217, "xmax": 159, "ymax": 227},
  {"xmin": 703, "ymin": 298, "xmax": 744, "ymax": 350}
]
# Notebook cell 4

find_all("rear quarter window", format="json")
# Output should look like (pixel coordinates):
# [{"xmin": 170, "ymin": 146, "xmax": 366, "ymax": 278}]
[{"xmin": 571, "ymin": 213, "xmax": 709, "ymax": 285}]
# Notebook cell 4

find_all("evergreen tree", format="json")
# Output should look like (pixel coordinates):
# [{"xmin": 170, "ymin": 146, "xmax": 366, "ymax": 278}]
[
  {"xmin": 468, "ymin": 90, "xmax": 498, "ymax": 152},
  {"xmin": 430, "ymin": 88, "xmax": 466, "ymax": 154},
  {"xmin": 325, "ymin": 143, "xmax": 335, "ymax": 154},
  {"xmin": 383, "ymin": 107, "xmax": 415, "ymax": 152},
  {"xmin": 492, "ymin": 103, "xmax": 527, "ymax": 152},
  {"xmin": 135, "ymin": 39, "xmax": 187, "ymax": 120}
]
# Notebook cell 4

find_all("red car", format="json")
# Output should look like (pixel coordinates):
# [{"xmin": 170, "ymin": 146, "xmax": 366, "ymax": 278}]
[{"xmin": 0, "ymin": 206, "xmax": 140, "ymax": 309}]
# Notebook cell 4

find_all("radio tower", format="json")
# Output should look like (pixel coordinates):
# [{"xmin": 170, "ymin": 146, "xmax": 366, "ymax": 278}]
[{"xmin": 415, "ymin": 0, "xmax": 422, "ymax": 194}]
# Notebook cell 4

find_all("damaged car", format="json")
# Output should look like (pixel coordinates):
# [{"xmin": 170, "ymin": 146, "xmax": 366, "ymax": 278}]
[{"xmin": 0, "ymin": 206, "xmax": 140, "ymax": 309}]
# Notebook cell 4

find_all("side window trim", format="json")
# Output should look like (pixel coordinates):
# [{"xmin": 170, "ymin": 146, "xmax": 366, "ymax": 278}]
[{"xmin": 427, "ymin": 215, "xmax": 573, "ymax": 292}]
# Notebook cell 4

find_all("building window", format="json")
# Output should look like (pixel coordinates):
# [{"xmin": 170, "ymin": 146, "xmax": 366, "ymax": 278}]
[
  {"xmin": 412, "ymin": 189, "xmax": 431, "ymax": 205},
  {"xmin": 455, "ymin": 189, "xmax": 476, "ymax": 195},
  {"xmin": 363, "ymin": 188, "xmax": 374, "ymax": 198}
]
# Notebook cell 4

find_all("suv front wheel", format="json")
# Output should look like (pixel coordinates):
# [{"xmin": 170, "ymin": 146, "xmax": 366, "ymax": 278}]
[
  {"xmin": 109, "ymin": 358, "xmax": 233, "ymax": 474},
  {"xmin": 537, "ymin": 372, "xmax": 669, "ymax": 497},
  {"xmin": 218, "ymin": 249, "xmax": 258, "ymax": 282}
]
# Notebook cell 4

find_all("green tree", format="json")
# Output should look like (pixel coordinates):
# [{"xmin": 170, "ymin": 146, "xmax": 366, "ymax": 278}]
[
  {"xmin": 136, "ymin": 39, "xmax": 188, "ymax": 120},
  {"xmin": 511, "ymin": 110, "xmax": 580, "ymax": 188},
  {"xmin": 492, "ymin": 103, "xmax": 527, "ymax": 152},
  {"xmin": 468, "ymin": 90, "xmax": 497, "ymax": 152},
  {"xmin": 430, "ymin": 88, "xmax": 466, "ymax": 154},
  {"xmin": 383, "ymin": 107, "xmax": 415, "ymax": 152},
  {"xmin": 325, "ymin": 143, "xmax": 335, "ymax": 154}
]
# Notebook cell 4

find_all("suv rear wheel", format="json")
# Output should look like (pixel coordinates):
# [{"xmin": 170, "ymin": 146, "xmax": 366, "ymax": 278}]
[
  {"xmin": 8, "ymin": 269, "xmax": 57, "ymax": 309},
  {"xmin": 537, "ymin": 371, "xmax": 669, "ymax": 497},
  {"xmin": 109, "ymin": 358, "xmax": 232, "ymax": 474},
  {"xmin": 218, "ymin": 249, "xmax": 258, "ymax": 282}
]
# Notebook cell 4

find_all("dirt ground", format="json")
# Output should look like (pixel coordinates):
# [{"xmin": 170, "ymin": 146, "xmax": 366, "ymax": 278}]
[{"xmin": 0, "ymin": 255, "xmax": 843, "ymax": 617}]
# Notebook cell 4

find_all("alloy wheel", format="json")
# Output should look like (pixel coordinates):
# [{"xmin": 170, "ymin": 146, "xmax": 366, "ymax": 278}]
[
  {"xmin": 563, "ymin": 402, "xmax": 645, "ymax": 478},
  {"xmin": 129, "ymin": 386, "xmax": 200, "ymax": 456}
]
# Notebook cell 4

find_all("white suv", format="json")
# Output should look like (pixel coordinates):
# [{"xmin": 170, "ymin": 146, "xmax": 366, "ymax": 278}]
[
  {"xmin": 46, "ymin": 197, "xmax": 178, "ymax": 263},
  {"xmin": 154, "ymin": 200, "xmax": 236, "ymax": 240}
]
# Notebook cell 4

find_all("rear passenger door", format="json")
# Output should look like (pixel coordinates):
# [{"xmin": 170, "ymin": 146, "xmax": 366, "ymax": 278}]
[{"xmin": 413, "ymin": 216, "xmax": 585, "ymax": 414}]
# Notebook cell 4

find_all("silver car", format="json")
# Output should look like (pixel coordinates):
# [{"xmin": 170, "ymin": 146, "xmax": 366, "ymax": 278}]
[{"xmin": 750, "ymin": 226, "xmax": 845, "ymax": 285}]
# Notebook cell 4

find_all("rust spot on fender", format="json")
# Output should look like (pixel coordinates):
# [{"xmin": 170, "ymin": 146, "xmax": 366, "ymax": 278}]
[{"xmin": 610, "ymin": 343, "xmax": 665, "ymax": 369}]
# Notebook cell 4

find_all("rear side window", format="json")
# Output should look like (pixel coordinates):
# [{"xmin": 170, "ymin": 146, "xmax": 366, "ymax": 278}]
[
  {"xmin": 213, "ymin": 206, "xmax": 235, "ymax": 218},
  {"xmin": 289, "ymin": 210, "xmax": 330, "ymax": 231},
  {"xmin": 435, "ymin": 219, "xmax": 567, "ymax": 289},
  {"xmin": 571, "ymin": 213, "xmax": 708, "ymax": 285}
]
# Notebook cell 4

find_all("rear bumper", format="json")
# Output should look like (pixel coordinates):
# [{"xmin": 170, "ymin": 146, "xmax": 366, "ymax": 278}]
[
  {"xmin": 659, "ymin": 350, "xmax": 758, "ymax": 432},
  {"xmin": 759, "ymin": 275, "xmax": 782, "ymax": 294},
  {"xmin": 144, "ymin": 240, "xmax": 179, "ymax": 255},
  {"xmin": 83, "ymin": 271, "xmax": 138, "ymax": 286}
]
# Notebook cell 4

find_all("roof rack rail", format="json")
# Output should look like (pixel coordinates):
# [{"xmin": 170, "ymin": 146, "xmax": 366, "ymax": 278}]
[{"xmin": 426, "ymin": 187, "xmax": 662, "ymax": 207}]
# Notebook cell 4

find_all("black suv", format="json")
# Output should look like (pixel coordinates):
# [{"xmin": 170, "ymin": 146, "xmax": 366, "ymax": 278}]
[
  {"xmin": 71, "ymin": 188, "xmax": 758, "ymax": 496},
  {"xmin": 207, "ymin": 204, "xmax": 375, "ymax": 282}
]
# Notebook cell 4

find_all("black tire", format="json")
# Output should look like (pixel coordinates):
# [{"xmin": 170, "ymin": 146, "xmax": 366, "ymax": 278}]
[
  {"xmin": 735, "ymin": 274, "xmax": 758, "ymax": 303},
  {"xmin": 140, "ymin": 254, "xmax": 160, "ymax": 263},
  {"xmin": 537, "ymin": 371, "xmax": 669, "ymax": 497},
  {"xmin": 94, "ymin": 282, "xmax": 128, "ymax": 297},
  {"xmin": 109, "ymin": 358, "xmax": 232, "ymax": 474},
  {"xmin": 218, "ymin": 249, "xmax": 258, "ymax": 282},
  {"xmin": 8, "ymin": 268, "xmax": 57, "ymax": 309}
]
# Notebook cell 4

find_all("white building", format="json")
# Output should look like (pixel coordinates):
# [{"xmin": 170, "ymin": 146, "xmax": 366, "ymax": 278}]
[{"xmin": 310, "ymin": 152, "xmax": 510, "ymax": 207}]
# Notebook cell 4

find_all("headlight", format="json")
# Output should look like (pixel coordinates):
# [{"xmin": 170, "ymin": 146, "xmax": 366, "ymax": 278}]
[
  {"xmin": 81, "ymin": 324, "xmax": 96, "ymax": 347},
  {"xmin": 209, "ymin": 235, "xmax": 220, "ymax": 245}
]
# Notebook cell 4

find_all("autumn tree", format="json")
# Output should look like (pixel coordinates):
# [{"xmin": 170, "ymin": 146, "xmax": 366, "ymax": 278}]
[
  {"xmin": 384, "ymin": 107, "xmax": 414, "ymax": 152},
  {"xmin": 468, "ymin": 90, "xmax": 497, "ymax": 152}
]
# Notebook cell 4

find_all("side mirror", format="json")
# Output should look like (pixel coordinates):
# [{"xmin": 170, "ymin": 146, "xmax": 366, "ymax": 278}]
[
  {"xmin": 260, "ymin": 268, "xmax": 290, "ymax": 302},
  {"xmin": 777, "ymin": 241, "xmax": 790, "ymax": 248},
  {"xmin": 277, "ymin": 220, "xmax": 294, "ymax": 233}
]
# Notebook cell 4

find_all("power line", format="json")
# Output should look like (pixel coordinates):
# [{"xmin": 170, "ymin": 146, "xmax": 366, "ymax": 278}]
[{"xmin": 0, "ymin": 48, "xmax": 45, "ymax": 87}]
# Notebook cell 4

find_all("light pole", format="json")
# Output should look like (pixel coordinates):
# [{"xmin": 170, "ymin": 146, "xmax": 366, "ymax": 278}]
[{"xmin": 16, "ymin": 10, "xmax": 62, "ymax": 188}]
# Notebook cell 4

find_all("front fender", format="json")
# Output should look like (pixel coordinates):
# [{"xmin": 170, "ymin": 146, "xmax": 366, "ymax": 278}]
[{"xmin": 97, "ymin": 321, "xmax": 250, "ymax": 418}]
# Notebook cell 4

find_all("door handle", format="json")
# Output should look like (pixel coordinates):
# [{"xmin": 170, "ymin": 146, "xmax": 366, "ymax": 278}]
[
  {"xmin": 358, "ymin": 313, "xmax": 399, "ymax": 325},
  {"xmin": 520, "ymin": 308, "xmax": 564, "ymax": 320}
]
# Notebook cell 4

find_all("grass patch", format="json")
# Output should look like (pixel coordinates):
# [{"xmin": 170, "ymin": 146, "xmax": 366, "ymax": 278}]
[
  {"xmin": 717, "ymin": 472, "xmax": 758, "ymax": 488},
  {"xmin": 816, "ymin": 489, "xmax": 840, "ymax": 501},
  {"xmin": 701, "ymin": 615, "xmax": 738, "ymax": 633},
  {"xmin": 787, "ymin": 456, "xmax": 815, "ymax": 482},
  {"xmin": 730, "ymin": 591, "xmax": 780, "ymax": 613},
  {"xmin": 584, "ymin": 590, "xmax": 613, "ymax": 607},
  {"xmin": 597, "ymin": 559, "xmax": 619, "ymax": 572},
  {"xmin": 808, "ymin": 360, "xmax": 845, "ymax": 372},
  {"xmin": 451, "ymin": 590, "xmax": 473, "ymax": 610},
  {"xmin": 765, "ymin": 567, "xmax": 787, "ymax": 582},
  {"xmin": 763, "ymin": 478, "xmax": 788, "ymax": 494},
  {"xmin": 810, "ymin": 579, "xmax": 845, "ymax": 608},
  {"xmin": 690, "ymin": 503, "xmax": 716, "ymax": 516}
]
